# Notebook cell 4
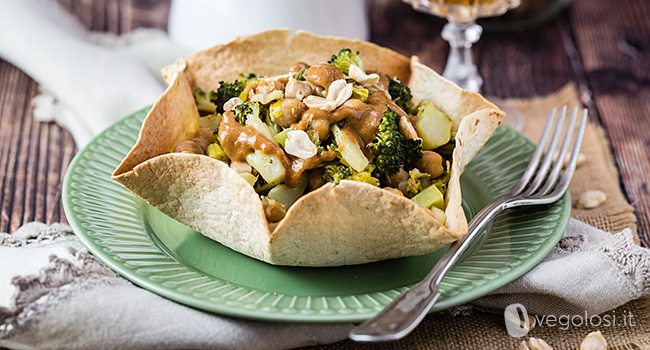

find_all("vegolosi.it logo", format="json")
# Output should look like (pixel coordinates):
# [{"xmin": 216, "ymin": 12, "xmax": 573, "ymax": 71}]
[{"xmin": 504, "ymin": 303, "xmax": 636, "ymax": 338}]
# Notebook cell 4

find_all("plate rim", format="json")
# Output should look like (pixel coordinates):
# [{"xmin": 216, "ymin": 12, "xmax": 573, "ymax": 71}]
[{"xmin": 62, "ymin": 106, "xmax": 570, "ymax": 323}]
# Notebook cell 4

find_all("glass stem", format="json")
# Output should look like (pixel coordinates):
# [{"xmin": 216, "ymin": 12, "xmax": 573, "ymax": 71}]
[{"xmin": 441, "ymin": 20, "xmax": 483, "ymax": 92}]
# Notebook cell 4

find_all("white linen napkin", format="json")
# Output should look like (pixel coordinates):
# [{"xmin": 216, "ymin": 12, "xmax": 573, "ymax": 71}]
[
  {"xmin": 0, "ymin": 0, "xmax": 190, "ymax": 147},
  {"xmin": 1, "ymin": 220, "xmax": 649, "ymax": 349}
]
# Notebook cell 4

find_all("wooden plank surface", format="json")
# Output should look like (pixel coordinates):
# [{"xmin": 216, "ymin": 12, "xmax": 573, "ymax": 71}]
[
  {"xmin": 569, "ymin": 0, "xmax": 650, "ymax": 247},
  {"xmin": 0, "ymin": 0, "xmax": 648, "ymax": 248}
]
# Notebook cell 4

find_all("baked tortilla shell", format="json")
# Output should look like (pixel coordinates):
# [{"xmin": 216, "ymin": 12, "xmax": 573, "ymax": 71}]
[{"xmin": 114, "ymin": 30, "xmax": 504, "ymax": 266}]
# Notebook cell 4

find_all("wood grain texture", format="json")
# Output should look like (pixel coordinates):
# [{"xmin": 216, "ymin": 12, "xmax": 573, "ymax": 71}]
[
  {"xmin": 569, "ymin": 0, "xmax": 650, "ymax": 246},
  {"xmin": 0, "ymin": 0, "xmax": 648, "ymax": 247}
]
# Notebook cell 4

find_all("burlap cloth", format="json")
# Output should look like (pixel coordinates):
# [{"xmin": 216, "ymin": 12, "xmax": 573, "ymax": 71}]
[{"xmin": 303, "ymin": 84, "xmax": 649, "ymax": 350}]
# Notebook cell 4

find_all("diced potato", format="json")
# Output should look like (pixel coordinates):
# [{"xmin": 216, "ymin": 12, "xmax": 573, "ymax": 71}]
[
  {"xmin": 411, "ymin": 184, "xmax": 444, "ymax": 209},
  {"xmin": 331, "ymin": 124, "xmax": 369, "ymax": 172},
  {"xmin": 430, "ymin": 206, "xmax": 447, "ymax": 225},
  {"xmin": 416, "ymin": 103, "xmax": 452, "ymax": 150}
]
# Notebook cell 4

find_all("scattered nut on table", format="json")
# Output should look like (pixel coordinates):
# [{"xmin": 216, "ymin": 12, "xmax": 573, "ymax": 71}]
[
  {"xmin": 576, "ymin": 190, "xmax": 607, "ymax": 209},
  {"xmin": 527, "ymin": 337, "xmax": 553, "ymax": 350},
  {"xmin": 505, "ymin": 308, "xmax": 536, "ymax": 333},
  {"xmin": 580, "ymin": 331, "xmax": 607, "ymax": 350}
]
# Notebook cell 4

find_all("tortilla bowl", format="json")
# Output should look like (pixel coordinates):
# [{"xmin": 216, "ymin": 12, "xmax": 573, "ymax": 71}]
[{"xmin": 112, "ymin": 29, "xmax": 504, "ymax": 267}]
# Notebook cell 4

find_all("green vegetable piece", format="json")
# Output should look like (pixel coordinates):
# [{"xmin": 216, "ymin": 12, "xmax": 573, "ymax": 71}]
[
  {"xmin": 239, "ymin": 73, "xmax": 261, "ymax": 87},
  {"xmin": 370, "ymin": 108, "xmax": 422, "ymax": 177},
  {"xmin": 294, "ymin": 66, "xmax": 307, "ymax": 81},
  {"xmin": 322, "ymin": 164, "xmax": 354, "ymax": 185},
  {"xmin": 416, "ymin": 102, "xmax": 453, "ymax": 150},
  {"xmin": 206, "ymin": 142, "xmax": 229, "ymax": 162},
  {"xmin": 331, "ymin": 124, "xmax": 369, "ymax": 173},
  {"xmin": 328, "ymin": 48, "xmax": 363, "ymax": 75},
  {"xmin": 215, "ymin": 81, "xmax": 244, "ymax": 114},
  {"xmin": 388, "ymin": 78, "xmax": 413, "ymax": 114},
  {"xmin": 240, "ymin": 172, "xmax": 258, "ymax": 187},
  {"xmin": 246, "ymin": 113, "xmax": 277, "ymax": 144},
  {"xmin": 231, "ymin": 102, "xmax": 278, "ymax": 144},
  {"xmin": 348, "ymin": 171, "xmax": 380, "ymax": 186},
  {"xmin": 430, "ymin": 206, "xmax": 447, "ymax": 224},
  {"xmin": 246, "ymin": 150, "xmax": 285, "ymax": 185},
  {"xmin": 192, "ymin": 88, "xmax": 217, "ymax": 114},
  {"xmin": 351, "ymin": 86, "xmax": 369, "ymax": 102},
  {"xmin": 406, "ymin": 168, "xmax": 431, "ymax": 197},
  {"xmin": 267, "ymin": 173, "xmax": 308, "ymax": 209},
  {"xmin": 274, "ymin": 128, "xmax": 291, "ymax": 147},
  {"xmin": 232, "ymin": 101, "xmax": 258, "ymax": 124},
  {"xmin": 411, "ymin": 184, "xmax": 444, "ymax": 209}
]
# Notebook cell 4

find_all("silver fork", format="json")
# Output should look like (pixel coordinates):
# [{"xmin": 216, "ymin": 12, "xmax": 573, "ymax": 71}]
[{"xmin": 349, "ymin": 106, "xmax": 588, "ymax": 342}]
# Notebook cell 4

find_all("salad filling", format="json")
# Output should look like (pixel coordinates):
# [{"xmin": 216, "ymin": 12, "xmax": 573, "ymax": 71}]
[{"xmin": 174, "ymin": 49, "xmax": 454, "ymax": 223}]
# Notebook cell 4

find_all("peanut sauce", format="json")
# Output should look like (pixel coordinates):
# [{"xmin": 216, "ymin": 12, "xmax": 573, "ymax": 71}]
[
  {"xmin": 305, "ymin": 63, "xmax": 344, "ymax": 91},
  {"xmin": 219, "ymin": 111, "xmax": 291, "ymax": 167},
  {"xmin": 211, "ymin": 64, "xmax": 418, "ymax": 189},
  {"xmin": 218, "ymin": 111, "xmax": 337, "ymax": 188}
]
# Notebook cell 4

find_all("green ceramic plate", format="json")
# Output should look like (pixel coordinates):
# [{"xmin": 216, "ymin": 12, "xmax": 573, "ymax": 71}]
[{"xmin": 62, "ymin": 107, "xmax": 570, "ymax": 323}]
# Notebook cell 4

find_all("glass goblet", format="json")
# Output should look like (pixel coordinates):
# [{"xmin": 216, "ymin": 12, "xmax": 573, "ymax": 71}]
[{"xmin": 403, "ymin": 0, "xmax": 520, "ymax": 92}]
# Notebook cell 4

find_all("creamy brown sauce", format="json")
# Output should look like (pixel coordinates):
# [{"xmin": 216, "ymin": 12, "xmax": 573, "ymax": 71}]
[
  {"xmin": 218, "ymin": 111, "xmax": 338, "ymax": 188},
  {"xmin": 288, "ymin": 150, "xmax": 337, "ymax": 187},
  {"xmin": 219, "ymin": 111, "xmax": 291, "ymax": 166},
  {"xmin": 305, "ymin": 63, "xmax": 344, "ymax": 90},
  {"xmin": 197, "ymin": 64, "xmax": 420, "ymax": 189}
]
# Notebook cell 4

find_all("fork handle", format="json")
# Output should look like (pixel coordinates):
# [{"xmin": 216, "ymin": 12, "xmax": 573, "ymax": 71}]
[{"xmin": 349, "ymin": 198, "xmax": 510, "ymax": 342}]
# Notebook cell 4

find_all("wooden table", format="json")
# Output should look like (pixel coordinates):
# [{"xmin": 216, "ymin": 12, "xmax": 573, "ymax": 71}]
[{"xmin": 1, "ymin": 0, "xmax": 648, "ymax": 241}]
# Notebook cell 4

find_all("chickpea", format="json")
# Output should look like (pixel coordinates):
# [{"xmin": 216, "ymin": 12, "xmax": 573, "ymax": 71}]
[
  {"xmin": 289, "ymin": 61, "xmax": 309, "ymax": 75},
  {"xmin": 367, "ymin": 68, "xmax": 389, "ymax": 90},
  {"xmin": 386, "ymin": 168, "xmax": 409, "ymax": 187},
  {"xmin": 416, "ymin": 151, "xmax": 444, "ymax": 178},
  {"xmin": 310, "ymin": 118, "xmax": 330, "ymax": 140},
  {"xmin": 173, "ymin": 140, "xmax": 203, "ymax": 154},
  {"xmin": 191, "ymin": 128, "xmax": 217, "ymax": 152},
  {"xmin": 261, "ymin": 198, "xmax": 286, "ymax": 223},
  {"xmin": 273, "ymin": 99, "xmax": 307, "ymax": 128},
  {"xmin": 305, "ymin": 63, "xmax": 344, "ymax": 90},
  {"xmin": 308, "ymin": 168, "xmax": 326, "ymax": 190}
]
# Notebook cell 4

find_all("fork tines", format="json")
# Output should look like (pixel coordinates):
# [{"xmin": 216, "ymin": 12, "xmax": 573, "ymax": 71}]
[{"xmin": 511, "ymin": 106, "xmax": 588, "ymax": 201}]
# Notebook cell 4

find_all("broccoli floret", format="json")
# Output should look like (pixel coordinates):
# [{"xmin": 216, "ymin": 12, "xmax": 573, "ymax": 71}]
[
  {"xmin": 232, "ymin": 101, "xmax": 274, "ymax": 129},
  {"xmin": 406, "ymin": 168, "xmax": 431, "ymax": 197},
  {"xmin": 351, "ymin": 86, "xmax": 369, "ymax": 102},
  {"xmin": 349, "ymin": 170, "xmax": 380, "ymax": 186},
  {"xmin": 206, "ymin": 142, "xmax": 229, "ymax": 163},
  {"xmin": 214, "ymin": 81, "xmax": 244, "ymax": 114},
  {"xmin": 192, "ymin": 88, "xmax": 218, "ymax": 114},
  {"xmin": 322, "ymin": 164, "xmax": 380, "ymax": 186},
  {"xmin": 239, "ymin": 73, "xmax": 261, "ymax": 88},
  {"xmin": 328, "ymin": 48, "xmax": 363, "ymax": 75},
  {"xmin": 322, "ymin": 164, "xmax": 353, "ymax": 185},
  {"xmin": 388, "ymin": 77, "xmax": 413, "ymax": 114},
  {"xmin": 231, "ymin": 101, "xmax": 258, "ymax": 124},
  {"xmin": 370, "ymin": 108, "xmax": 423, "ymax": 178}
]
